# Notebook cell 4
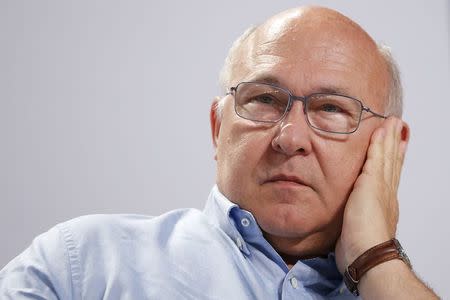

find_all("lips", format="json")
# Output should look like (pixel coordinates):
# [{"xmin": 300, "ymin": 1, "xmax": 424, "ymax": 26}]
[{"xmin": 264, "ymin": 174, "xmax": 306, "ymax": 186}]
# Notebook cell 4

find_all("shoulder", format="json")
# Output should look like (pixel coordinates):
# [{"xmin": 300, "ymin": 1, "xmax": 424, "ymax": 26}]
[
  {"xmin": 58, "ymin": 209, "xmax": 205, "ymax": 239},
  {"xmin": 0, "ymin": 209, "xmax": 209, "ymax": 299},
  {"xmin": 55, "ymin": 209, "xmax": 213, "ymax": 253}
]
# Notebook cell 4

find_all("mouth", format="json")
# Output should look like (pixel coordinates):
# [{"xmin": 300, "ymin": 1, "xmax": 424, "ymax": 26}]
[{"xmin": 264, "ymin": 174, "xmax": 307, "ymax": 187}]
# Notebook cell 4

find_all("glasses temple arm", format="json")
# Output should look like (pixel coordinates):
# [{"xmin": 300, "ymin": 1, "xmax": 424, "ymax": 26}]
[
  {"xmin": 363, "ymin": 106, "xmax": 387, "ymax": 119},
  {"xmin": 225, "ymin": 87, "xmax": 237, "ymax": 96}
]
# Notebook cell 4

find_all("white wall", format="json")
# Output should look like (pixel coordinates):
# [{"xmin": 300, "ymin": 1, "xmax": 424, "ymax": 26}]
[{"xmin": 1, "ymin": 0, "xmax": 449, "ymax": 297}]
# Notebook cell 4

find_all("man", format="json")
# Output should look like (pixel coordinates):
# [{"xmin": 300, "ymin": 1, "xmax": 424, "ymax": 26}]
[{"xmin": 0, "ymin": 6, "xmax": 438, "ymax": 299}]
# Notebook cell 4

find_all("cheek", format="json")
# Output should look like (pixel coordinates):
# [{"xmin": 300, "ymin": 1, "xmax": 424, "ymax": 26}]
[
  {"xmin": 317, "ymin": 136, "xmax": 370, "ymax": 201},
  {"xmin": 218, "ymin": 126, "xmax": 247, "ymax": 163},
  {"xmin": 216, "ymin": 119, "xmax": 274, "ymax": 191},
  {"xmin": 218, "ymin": 104, "xmax": 274, "ymax": 162},
  {"xmin": 217, "ymin": 138, "xmax": 250, "ymax": 181}
]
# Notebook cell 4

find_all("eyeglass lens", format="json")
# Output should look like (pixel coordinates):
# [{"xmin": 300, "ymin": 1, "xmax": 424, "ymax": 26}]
[{"xmin": 234, "ymin": 82, "xmax": 362, "ymax": 134}]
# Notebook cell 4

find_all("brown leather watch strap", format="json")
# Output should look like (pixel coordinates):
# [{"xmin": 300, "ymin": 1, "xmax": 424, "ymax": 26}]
[{"xmin": 344, "ymin": 238, "xmax": 412, "ymax": 296}]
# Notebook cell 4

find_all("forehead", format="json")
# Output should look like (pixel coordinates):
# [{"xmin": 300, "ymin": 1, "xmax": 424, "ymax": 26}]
[{"xmin": 233, "ymin": 9, "xmax": 388, "ymax": 109}]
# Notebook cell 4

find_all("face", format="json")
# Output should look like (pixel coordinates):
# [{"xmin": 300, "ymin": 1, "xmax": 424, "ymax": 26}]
[{"xmin": 211, "ymin": 9, "xmax": 389, "ymax": 255}]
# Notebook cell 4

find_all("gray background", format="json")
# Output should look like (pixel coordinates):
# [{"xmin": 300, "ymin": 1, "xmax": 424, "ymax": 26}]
[{"xmin": 1, "ymin": 0, "xmax": 449, "ymax": 298}]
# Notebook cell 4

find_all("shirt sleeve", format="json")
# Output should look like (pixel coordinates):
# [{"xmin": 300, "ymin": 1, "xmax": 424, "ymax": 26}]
[{"xmin": 0, "ymin": 224, "xmax": 77, "ymax": 300}]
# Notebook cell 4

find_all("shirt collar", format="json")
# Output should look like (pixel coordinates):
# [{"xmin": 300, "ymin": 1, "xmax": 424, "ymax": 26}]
[
  {"xmin": 203, "ymin": 185, "xmax": 345, "ymax": 292},
  {"xmin": 203, "ymin": 185, "xmax": 252, "ymax": 255}
]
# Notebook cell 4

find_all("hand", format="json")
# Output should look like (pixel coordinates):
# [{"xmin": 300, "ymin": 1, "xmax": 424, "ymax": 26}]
[{"xmin": 335, "ymin": 117, "xmax": 409, "ymax": 273}]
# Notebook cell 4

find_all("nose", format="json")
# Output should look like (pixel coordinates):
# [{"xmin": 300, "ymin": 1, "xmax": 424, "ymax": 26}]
[{"xmin": 271, "ymin": 100, "xmax": 312, "ymax": 156}]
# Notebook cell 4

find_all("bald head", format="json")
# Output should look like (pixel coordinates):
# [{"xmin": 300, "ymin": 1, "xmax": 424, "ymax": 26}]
[{"xmin": 219, "ymin": 6, "xmax": 402, "ymax": 116}]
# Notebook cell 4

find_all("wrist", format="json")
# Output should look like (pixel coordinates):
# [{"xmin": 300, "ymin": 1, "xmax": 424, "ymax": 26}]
[
  {"xmin": 341, "ymin": 234, "xmax": 391, "ymax": 268},
  {"xmin": 358, "ymin": 258, "xmax": 410, "ymax": 291},
  {"xmin": 343, "ymin": 238, "xmax": 411, "ymax": 296}
]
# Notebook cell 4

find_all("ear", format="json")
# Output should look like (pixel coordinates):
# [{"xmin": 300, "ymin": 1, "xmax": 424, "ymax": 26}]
[
  {"xmin": 400, "ymin": 120, "xmax": 410, "ymax": 142},
  {"xmin": 210, "ymin": 96, "xmax": 222, "ymax": 159},
  {"xmin": 400, "ymin": 120, "xmax": 410, "ymax": 154}
]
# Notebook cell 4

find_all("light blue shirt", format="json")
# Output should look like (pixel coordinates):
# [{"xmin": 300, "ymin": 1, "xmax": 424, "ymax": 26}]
[{"xmin": 0, "ymin": 186, "xmax": 356, "ymax": 299}]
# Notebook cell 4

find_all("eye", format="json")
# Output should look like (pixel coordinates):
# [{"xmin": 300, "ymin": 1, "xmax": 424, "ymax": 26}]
[
  {"xmin": 320, "ymin": 103, "xmax": 344, "ymax": 113},
  {"xmin": 252, "ymin": 94, "xmax": 277, "ymax": 105}
]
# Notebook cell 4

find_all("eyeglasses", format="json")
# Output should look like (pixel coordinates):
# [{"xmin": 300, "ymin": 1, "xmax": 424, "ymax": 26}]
[{"xmin": 228, "ymin": 81, "xmax": 386, "ymax": 134}]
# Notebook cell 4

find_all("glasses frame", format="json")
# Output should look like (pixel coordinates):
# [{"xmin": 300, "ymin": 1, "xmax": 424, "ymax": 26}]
[{"xmin": 228, "ymin": 81, "xmax": 387, "ymax": 134}]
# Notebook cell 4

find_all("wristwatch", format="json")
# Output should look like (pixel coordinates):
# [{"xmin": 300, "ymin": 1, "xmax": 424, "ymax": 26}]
[{"xmin": 343, "ymin": 238, "xmax": 412, "ymax": 296}]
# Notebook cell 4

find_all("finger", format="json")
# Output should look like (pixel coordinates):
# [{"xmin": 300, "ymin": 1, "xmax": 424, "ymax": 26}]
[
  {"xmin": 362, "ymin": 124, "xmax": 386, "ymax": 177},
  {"xmin": 391, "ymin": 119, "xmax": 408, "ymax": 188},
  {"xmin": 393, "ymin": 121, "xmax": 410, "ymax": 188},
  {"xmin": 383, "ymin": 117, "xmax": 402, "ymax": 184}
]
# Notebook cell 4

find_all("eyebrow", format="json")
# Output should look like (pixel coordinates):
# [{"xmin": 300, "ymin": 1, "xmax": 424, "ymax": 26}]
[
  {"xmin": 314, "ymin": 86, "xmax": 353, "ymax": 96},
  {"xmin": 245, "ymin": 74, "xmax": 282, "ymax": 86},
  {"xmin": 244, "ymin": 74, "xmax": 354, "ymax": 97}
]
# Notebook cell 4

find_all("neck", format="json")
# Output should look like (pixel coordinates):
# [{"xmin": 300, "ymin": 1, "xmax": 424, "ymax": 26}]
[
  {"xmin": 278, "ymin": 250, "xmax": 329, "ymax": 269},
  {"xmin": 262, "ymin": 230, "xmax": 336, "ymax": 266}
]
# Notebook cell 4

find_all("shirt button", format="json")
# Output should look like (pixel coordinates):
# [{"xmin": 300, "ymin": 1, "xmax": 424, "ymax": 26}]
[
  {"xmin": 235, "ymin": 237, "xmax": 244, "ymax": 250},
  {"xmin": 241, "ymin": 218, "xmax": 250, "ymax": 227},
  {"xmin": 290, "ymin": 277, "xmax": 299, "ymax": 289}
]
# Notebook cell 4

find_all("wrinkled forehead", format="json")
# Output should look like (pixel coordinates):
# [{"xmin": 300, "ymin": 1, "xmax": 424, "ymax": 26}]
[
  {"xmin": 258, "ymin": 11, "xmax": 373, "ymax": 59},
  {"xmin": 232, "ymin": 7, "xmax": 389, "ymax": 109}
]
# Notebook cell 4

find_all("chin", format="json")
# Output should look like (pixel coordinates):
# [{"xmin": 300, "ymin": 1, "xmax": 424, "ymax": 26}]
[
  {"xmin": 261, "ymin": 219, "xmax": 341, "ymax": 257},
  {"xmin": 257, "ymin": 204, "xmax": 341, "ymax": 242},
  {"xmin": 257, "ymin": 207, "xmax": 319, "ymax": 238}
]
